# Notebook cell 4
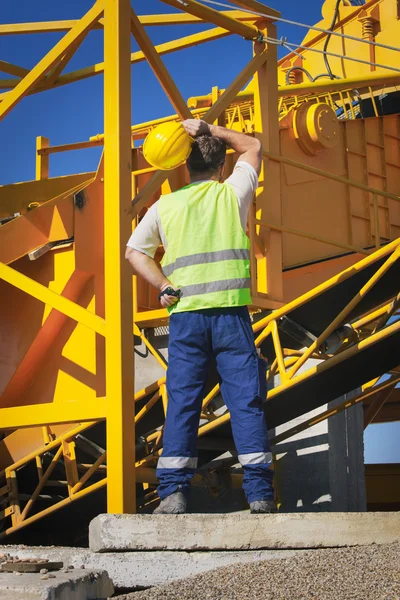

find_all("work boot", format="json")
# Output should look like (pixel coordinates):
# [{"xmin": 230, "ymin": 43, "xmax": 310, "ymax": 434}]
[
  {"xmin": 153, "ymin": 491, "xmax": 187, "ymax": 514},
  {"xmin": 249, "ymin": 499, "xmax": 277, "ymax": 514}
]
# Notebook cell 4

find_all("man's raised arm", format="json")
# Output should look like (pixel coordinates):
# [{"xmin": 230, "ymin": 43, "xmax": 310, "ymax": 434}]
[{"xmin": 183, "ymin": 119, "xmax": 262, "ymax": 175}]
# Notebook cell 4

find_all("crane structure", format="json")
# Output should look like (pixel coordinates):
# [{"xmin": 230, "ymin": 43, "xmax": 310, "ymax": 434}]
[{"xmin": 0, "ymin": 0, "xmax": 399, "ymax": 539}]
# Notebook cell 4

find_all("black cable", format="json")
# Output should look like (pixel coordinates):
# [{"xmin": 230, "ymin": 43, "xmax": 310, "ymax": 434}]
[
  {"xmin": 323, "ymin": 0, "xmax": 342, "ymax": 80},
  {"xmin": 285, "ymin": 66, "xmax": 314, "ymax": 85},
  {"xmin": 312, "ymin": 73, "xmax": 341, "ymax": 81}
]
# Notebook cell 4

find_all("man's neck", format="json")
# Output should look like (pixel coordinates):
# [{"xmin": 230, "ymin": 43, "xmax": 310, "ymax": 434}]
[{"xmin": 189, "ymin": 173, "xmax": 219, "ymax": 184}]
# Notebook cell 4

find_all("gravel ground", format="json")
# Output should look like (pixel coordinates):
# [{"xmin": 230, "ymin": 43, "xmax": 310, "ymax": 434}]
[{"xmin": 114, "ymin": 543, "xmax": 400, "ymax": 600}]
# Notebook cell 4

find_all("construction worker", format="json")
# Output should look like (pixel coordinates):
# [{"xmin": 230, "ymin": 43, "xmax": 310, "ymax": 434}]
[{"xmin": 126, "ymin": 119, "xmax": 275, "ymax": 514}]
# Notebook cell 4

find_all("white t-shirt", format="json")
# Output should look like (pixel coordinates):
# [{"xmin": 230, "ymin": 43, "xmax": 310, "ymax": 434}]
[{"xmin": 126, "ymin": 161, "xmax": 258, "ymax": 258}]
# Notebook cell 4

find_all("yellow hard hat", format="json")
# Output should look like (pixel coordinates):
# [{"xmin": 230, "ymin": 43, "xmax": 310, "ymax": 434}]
[{"xmin": 143, "ymin": 121, "xmax": 192, "ymax": 171}]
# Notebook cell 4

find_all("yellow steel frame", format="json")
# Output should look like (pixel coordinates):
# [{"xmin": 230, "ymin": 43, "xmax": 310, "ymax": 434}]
[
  {"xmin": 0, "ymin": 0, "xmax": 399, "ymax": 536},
  {"xmin": 103, "ymin": 0, "xmax": 135, "ymax": 514}
]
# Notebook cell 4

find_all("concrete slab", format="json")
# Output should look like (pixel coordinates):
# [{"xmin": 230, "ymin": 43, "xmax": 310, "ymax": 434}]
[
  {"xmin": 90, "ymin": 511, "xmax": 400, "ymax": 552},
  {"xmin": 0, "ymin": 566, "xmax": 113, "ymax": 600},
  {"xmin": 0, "ymin": 545, "xmax": 299, "ymax": 590}
]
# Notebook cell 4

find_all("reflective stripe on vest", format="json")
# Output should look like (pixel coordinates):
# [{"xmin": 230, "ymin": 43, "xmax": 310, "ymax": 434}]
[
  {"xmin": 157, "ymin": 180, "xmax": 251, "ymax": 313},
  {"xmin": 162, "ymin": 249, "xmax": 250, "ymax": 278},
  {"xmin": 180, "ymin": 277, "xmax": 251, "ymax": 298}
]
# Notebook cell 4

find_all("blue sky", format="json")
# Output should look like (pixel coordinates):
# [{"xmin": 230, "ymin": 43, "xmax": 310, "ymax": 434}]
[
  {"xmin": 364, "ymin": 362, "xmax": 400, "ymax": 464},
  {"xmin": 364, "ymin": 423, "xmax": 400, "ymax": 463},
  {"xmin": 0, "ymin": 0, "xmax": 398, "ymax": 463}
]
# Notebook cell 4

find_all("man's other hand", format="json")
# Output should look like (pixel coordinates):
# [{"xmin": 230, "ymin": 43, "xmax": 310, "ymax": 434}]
[{"xmin": 183, "ymin": 119, "xmax": 210, "ymax": 138}]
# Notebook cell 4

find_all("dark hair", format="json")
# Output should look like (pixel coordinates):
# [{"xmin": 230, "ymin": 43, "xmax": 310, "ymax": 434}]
[{"xmin": 186, "ymin": 135, "xmax": 226, "ymax": 175}]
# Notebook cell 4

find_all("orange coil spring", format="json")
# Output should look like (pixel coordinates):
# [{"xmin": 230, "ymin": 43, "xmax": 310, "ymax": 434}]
[
  {"xmin": 287, "ymin": 69, "xmax": 297, "ymax": 85},
  {"xmin": 361, "ymin": 18, "xmax": 374, "ymax": 39}
]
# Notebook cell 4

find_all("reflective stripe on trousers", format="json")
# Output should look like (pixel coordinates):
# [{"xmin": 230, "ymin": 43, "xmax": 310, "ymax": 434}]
[
  {"xmin": 156, "ymin": 307, "xmax": 274, "ymax": 503},
  {"xmin": 157, "ymin": 457, "xmax": 198, "ymax": 470},
  {"xmin": 239, "ymin": 452, "xmax": 272, "ymax": 466}
]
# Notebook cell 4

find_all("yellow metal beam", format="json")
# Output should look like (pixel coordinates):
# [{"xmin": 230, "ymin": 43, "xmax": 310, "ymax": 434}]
[
  {"xmin": 188, "ymin": 88, "xmax": 252, "ymax": 109},
  {"xmin": 0, "ymin": 0, "xmax": 104, "ymax": 120},
  {"xmin": 253, "ymin": 237, "xmax": 400, "ymax": 334},
  {"xmin": 20, "ymin": 446, "xmax": 64, "ymax": 521},
  {"xmin": 37, "ymin": 139, "xmax": 103, "ymax": 155},
  {"xmin": 132, "ymin": 172, "xmax": 168, "ymax": 216},
  {"xmin": 35, "ymin": 136, "xmax": 49, "ymax": 180},
  {"xmin": 0, "ymin": 262, "xmax": 106, "ymax": 336},
  {"xmin": 0, "ymin": 20, "xmax": 104, "ymax": 35},
  {"xmin": 372, "ymin": 293, "xmax": 400, "ymax": 335},
  {"xmin": 0, "ymin": 79, "xmax": 18, "ymax": 91},
  {"xmin": 352, "ymin": 303, "xmax": 394, "ymax": 330},
  {"xmin": 0, "ymin": 60, "xmax": 29, "ymax": 78},
  {"xmin": 130, "ymin": 8, "xmax": 192, "ymax": 120},
  {"xmin": 71, "ymin": 452, "xmax": 107, "ymax": 494},
  {"xmin": 253, "ymin": 21, "xmax": 282, "ymax": 301},
  {"xmin": 267, "ymin": 319, "xmax": 400, "ymax": 402},
  {"xmin": 364, "ymin": 386, "xmax": 396, "ymax": 429},
  {"xmin": 104, "ymin": 0, "xmax": 136, "ymax": 514},
  {"xmin": 0, "ymin": 11, "xmax": 256, "ymax": 35},
  {"xmin": 45, "ymin": 31, "xmax": 88, "ymax": 86},
  {"xmin": 278, "ymin": 71, "xmax": 400, "ymax": 98},
  {"xmin": 161, "ymin": 0, "xmax": 261, "ymax": 40},
  {"xmin": 0, "ymin": 399, "xmax": 106, "ymax": 430}
]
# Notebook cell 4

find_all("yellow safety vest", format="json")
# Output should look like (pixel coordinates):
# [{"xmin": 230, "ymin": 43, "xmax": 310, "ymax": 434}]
[{"xmin": 157, "ymin": 180, "xmax": 251, "ymax": 313}]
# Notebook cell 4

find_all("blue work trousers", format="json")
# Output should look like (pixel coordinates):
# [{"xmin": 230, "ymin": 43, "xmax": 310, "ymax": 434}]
[{"xmin": 156, "ymin": 307, "xmax": 274, "ymax": 504}]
